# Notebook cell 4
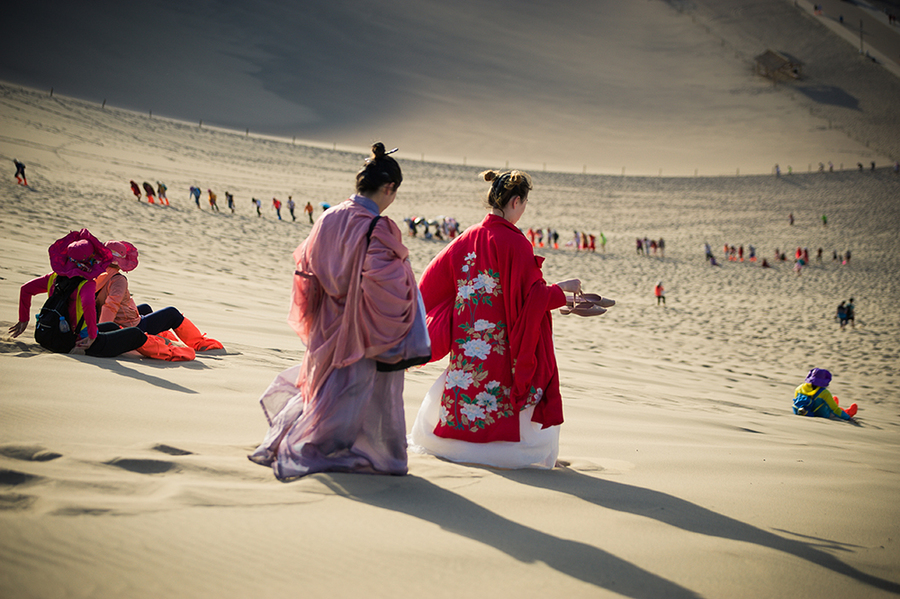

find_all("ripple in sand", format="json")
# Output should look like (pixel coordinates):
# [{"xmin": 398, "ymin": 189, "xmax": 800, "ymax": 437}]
[
  {"xmin": 0, "ymin": 493, "xmax": 36, "ymax": 511},
  {"xmin": 152, "ymin": 444, "xmax": 194, "ymax": 456}
]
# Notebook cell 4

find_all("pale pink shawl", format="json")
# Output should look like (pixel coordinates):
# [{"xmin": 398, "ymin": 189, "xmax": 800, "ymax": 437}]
[{"xmin": 281, "ymin": 198, "xmax": 417, "ymax": 418}]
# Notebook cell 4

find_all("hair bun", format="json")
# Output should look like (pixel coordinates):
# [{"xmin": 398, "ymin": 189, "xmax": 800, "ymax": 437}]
[
  {"xmin": 481, "ymin": 170, "xmax": 498, "ymax": 182},
  {"xmin": 371, "ymin": 142, "xmax": 386, "ymax": 160}
]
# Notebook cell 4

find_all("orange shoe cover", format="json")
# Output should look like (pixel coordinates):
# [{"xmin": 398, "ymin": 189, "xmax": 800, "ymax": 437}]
[
  {"xmin": 174, "ymin": 317, "xmax": 224, "ymax": 351},
  {"xmin": 137, "ymin": 333, "xmax": 195, "ymax": 361},
  {"xmin": 845, "ymin": 403, "xmax": 858, "ymax": 418},
  {"xmin": 158, "ymin": 330, "xmax": 179, "ymax": 342}
]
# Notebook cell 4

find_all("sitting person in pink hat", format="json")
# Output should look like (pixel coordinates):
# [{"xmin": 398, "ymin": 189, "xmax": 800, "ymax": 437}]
[
  {"xmin": 9, "ymin": 229, "xmax": 150, "ymax": 358},
  {"xmin": 95, "ymin": 240, "xmax": 223, "ymax": 355}
]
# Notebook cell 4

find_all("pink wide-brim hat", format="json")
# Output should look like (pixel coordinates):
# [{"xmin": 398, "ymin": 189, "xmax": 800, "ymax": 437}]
[
  {"xmin": 104, "ymin": 240, "xmax": 139, "ymax": 272},
  {"xmin": 48, "ymin": 229, "xmax": 113, "ymax": 279}
]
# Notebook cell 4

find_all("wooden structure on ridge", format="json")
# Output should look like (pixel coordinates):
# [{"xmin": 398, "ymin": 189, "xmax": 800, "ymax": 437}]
[{"xmin": 754, "ymin": 50, "xmax": 802, "ymax": 84}]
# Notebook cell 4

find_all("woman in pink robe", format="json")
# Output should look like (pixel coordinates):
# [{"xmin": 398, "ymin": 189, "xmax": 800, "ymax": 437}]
[
  {"xmin": 409, "ymin": 170, "xmax": 582, "ymax": 469},
  {"xmin": 249, "ymin": 143, "xmax": 419, "ymax": 479}
]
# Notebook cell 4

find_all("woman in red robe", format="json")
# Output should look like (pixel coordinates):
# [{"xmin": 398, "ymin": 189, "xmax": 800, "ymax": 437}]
[{"xmin": 409, "ymin": 169, "xmax": 582, "ymax": 468}]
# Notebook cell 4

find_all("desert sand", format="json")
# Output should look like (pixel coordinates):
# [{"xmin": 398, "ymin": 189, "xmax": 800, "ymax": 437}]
[{"xmin": 2, "ymin": 1, "xmax": 900, "ymax": 598}]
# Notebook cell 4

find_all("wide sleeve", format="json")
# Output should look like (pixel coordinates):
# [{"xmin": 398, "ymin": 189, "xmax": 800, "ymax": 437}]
[
  {"xmin": 78, "ymin": 280, "xmax": 99, "ymax": 339},
  {"xmin": 419, "ymin": 242, "xmax": 458, "ymax": 362},
  {"xmin": 99, "ymin": 274, "xmax": 129, "ymax": 324},
  {"xmin": 18, "ymin": 274, "xmax": 52, "ymax": 323},
  {"xmin": 359, "ymin": 218, "xmax": 417, "ymax": 357},
  {"xmin": 504, "ymin": 244, "xmax": 564, "ymax": 405}
]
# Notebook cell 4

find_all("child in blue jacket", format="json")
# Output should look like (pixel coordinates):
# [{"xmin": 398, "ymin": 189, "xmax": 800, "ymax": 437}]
[{"xmin": 792, "ymin": 368, "xmax": 857, "ymax": 420}]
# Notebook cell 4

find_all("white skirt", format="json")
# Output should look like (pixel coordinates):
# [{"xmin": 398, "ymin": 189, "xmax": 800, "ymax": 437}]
[{"xmin": 408, "ymin": 369, "xmax": 560, "ymax": 469}]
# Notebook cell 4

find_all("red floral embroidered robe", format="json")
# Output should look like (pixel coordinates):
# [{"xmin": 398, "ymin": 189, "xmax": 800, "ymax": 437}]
[{"xmin": 419, "ymin": 214, "xmax": 566, "ymax": 443}]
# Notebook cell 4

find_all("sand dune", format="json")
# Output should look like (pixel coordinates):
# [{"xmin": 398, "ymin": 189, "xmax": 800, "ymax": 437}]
[
  {"xmin": 1, "ymin": 74, "xmax": 899, "ymax": 598},
  {"xmin": 1, "ymin": 0, "xmax": 897, "ymax": 175},
  {"xmin": 2, "ymin": 2, "xmax": 900, "ymax": 596}
]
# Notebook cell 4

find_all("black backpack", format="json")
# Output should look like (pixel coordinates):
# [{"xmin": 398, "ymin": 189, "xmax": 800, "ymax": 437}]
[{"xmin": 34, "ymin": 275, "xmax": 86, "ymax": 353}]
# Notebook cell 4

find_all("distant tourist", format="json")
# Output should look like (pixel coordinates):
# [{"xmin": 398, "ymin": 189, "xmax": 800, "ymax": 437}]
[
  {"xmin": 287, "ymin": 196, "xmax": 296, "ymax": 221},
  {"xmin": 156, "ymin": 181, "xmax": 169, "ymax": 205},
  {"xmin": 190, "ymin": 186, "xmax": 201, "ymax": 208},
  {"xmin": 142, "ymin": 182, "xmax": 156, "ymax": 204},
  {"xmin": 836, "ymin": 301, "xmax": 848, "ymax": 329},
  {"xmin": 273, "ymin": 197, "xmax": 282, "ymax": 220},
  {"xmin": 13, "ymin": 159, "xmax": 27, "ymax": 186}
]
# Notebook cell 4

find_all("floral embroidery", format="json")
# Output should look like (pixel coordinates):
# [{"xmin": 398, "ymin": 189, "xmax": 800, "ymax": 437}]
[
  {"xmin": 440, "ymin": 251, "xmax": 516, "ymax": 432},
  {"xmin": 461, "ymin": 338, "xmax": 491, "ymax": 360},
  {"xmin": 454, "ymin": 252, "xmax": 501, "ymax": 314},
  {"xmin": 524, "ymin": 386, "xmax": 544, "ymax": 409},
  {"xmin": 474, "ymin": 319, "xmax": 493, "ymax": 332},
  {"xmin": 445, "ymin": 368, "xmax": 474, "ymax": 390}
]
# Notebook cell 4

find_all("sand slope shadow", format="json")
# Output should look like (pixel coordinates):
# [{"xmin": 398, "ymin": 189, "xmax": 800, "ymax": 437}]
[
  {"xmin": 497, "ymin": 467, "xmax": 900, "ymax": 595},
  {"xmin": 320, "ymin": 474, "xmax": 700, "ymax": 599}
]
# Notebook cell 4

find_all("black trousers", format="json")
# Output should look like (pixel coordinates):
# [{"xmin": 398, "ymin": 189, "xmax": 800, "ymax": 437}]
[
  {"xmin": 85, "ymin": 323, "xmax": 147, "ymax": 357},
  {"xmin": 136, "ymin": 304, "xmax": 185, "ymax": 335}
]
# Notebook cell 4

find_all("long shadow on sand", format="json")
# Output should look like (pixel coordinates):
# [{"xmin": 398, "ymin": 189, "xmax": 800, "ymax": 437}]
[
  {"xmin": 322, "ymin": 474, "xmax": 700, "ymax": 599},
  {"xmin": 496, "ymin": 467, "xmax": 900, "ymax": 595},
  {"xmin": 796, "ymin": 84, "xmax": 861, "ymax": 111},
  {"xmin": 76, "ymin": 357, "xmax": 200, "ymax": 394}
]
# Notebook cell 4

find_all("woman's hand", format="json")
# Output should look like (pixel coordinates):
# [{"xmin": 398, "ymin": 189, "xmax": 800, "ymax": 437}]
[
  {"xmin": 8, "ymin": 321, "xmax": 27, "ymax": 338},
  {"xmin": 554, "ymin": 279, "xmax": 582, "ymax": 295},
  {"xmin": 70, "ymin": 336, "xmax": 95, "ymax": 355}
]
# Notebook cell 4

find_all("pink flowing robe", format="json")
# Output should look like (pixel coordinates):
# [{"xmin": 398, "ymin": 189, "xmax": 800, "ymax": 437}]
[
  {"xmin": 419, "ymin": 214, "xmax": 567, "ymax": 444},
  {"xmin": 249, "ymin": 196, "xmax": 418, "ymax": 479}
]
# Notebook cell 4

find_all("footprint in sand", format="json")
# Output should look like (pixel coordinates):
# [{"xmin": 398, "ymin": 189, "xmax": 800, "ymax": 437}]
[
  {"xmin": 0, "ymin": 445, "xmax": 62, "ymax": 462},
  {"xmin": 0, "ymin": 468, "xmax": 42, "ymax": 486},
  {"xmin": 105, "ymin": 458, "xmax": 179, "ymax": 474}
]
